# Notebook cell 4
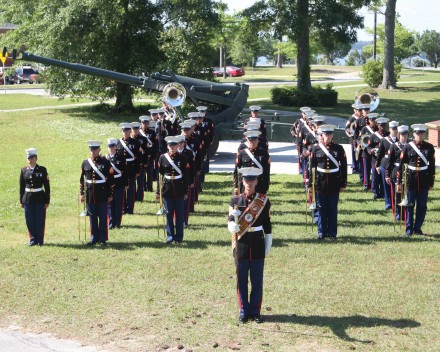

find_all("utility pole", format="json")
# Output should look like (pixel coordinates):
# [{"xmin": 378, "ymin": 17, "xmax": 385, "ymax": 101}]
[{"xmin": 373, "ymin": 10, "xmax": 377, "ymax": 60}]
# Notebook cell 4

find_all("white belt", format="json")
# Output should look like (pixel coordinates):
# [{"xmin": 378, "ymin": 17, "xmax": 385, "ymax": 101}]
[
  {"xmin": 114, "ymin": 174, "xmax": 122, "ymax": 179},
  {"xmin": 86, "ymin": 179, "xmax": 106, "ymax": 184},
  {"xmin": 408, "ymin": 165, "xmax": 428, "ymax": 171},
  {"xmin": 164, "ymin": 175, "xmax": 182, "ymax": 180},
  {"xmin": 317, "ymin": 167, "xmax": 339, "ymax": 174},
  {"xmin": 25, "ymin": 187, "xmax": 43, "ymax": 192},
  {"xmin": 385, "ymin": 155, "xmax": 389, "ymax": 158},
  {"xmin": 394, "ymin": 162, "xmax": 400, "ymax": 167},
  {"xmin": 248, "ymin": 226, "xmax": 263, "ymax": 232},
  {"xmin": 126, "ymin": 158, "xmax": 134, "ymax": 162}
]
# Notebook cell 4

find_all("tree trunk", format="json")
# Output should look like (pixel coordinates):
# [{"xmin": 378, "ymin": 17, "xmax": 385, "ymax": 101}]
[
  {"xmin": 296, "ymin": 0, "xmax": 312, "ymax": 92},
  {"xmin": 380, "ymin": 0, "xmax": 397, "ymax": 89},
  {"xmin": 114, "ymin": 83, "xmax": 135, "ymax": 112},
  {"xmin": 277, "ymin": 49, "xmax": 283, "ymax": 68}
]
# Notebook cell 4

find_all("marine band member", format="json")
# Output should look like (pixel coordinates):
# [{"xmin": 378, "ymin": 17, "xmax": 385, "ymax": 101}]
[
  {"xmin": 80, "ymin": 141, "xmax": 114, "ymax": 246},
  {"xmin": 228, "ymin": 167, "xmax": 272, "ymax": 324},
  {"xmin": 20, "ymin": 148, "xmax": 50, "ymax": 246},
  {"xmin": 307, "ymin": 125, "xmax": 347, "ymax": 240},
  {"xmin": 396, "ymin": 124, "xmax": 435, "ymax": 236}
]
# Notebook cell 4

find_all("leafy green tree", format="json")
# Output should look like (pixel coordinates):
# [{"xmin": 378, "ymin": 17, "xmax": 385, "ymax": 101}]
[
  {"xmin": 160, "ymin": 0, "xmax": 221, "ymax": 78},
  {"xmin": 363, "ymin": 21, "xmax": 416, "ymax": 63},
  {"xmin": 346, "ymin": 50, "xmax": 366, "ymax": 66},
  {"xmin": 243, "ymin": 0, "xmax": 369, "ymax": 92},
  {"xmin": 416, "ymin": 30, "xmax": 440, "ymax": 68},
  {"xmin": 1, "ymin": 0, "xmax": 163, "ymax": 111}
]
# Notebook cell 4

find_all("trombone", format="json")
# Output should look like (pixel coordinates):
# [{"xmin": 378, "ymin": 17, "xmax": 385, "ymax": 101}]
[
  {"xmin": 305, "ymin": 168, "xmax": 319, "ymax": 234},
  {"xmin": 77, "ymin": 192, "xmax": 90, "ymax": 242},
  {"xmin": 398, "ymin": 164, "xmax": 413, "ymax": 230},
  {"xmin": 156, "ymin": 174, "xmax": 166, "ymax": 239}
]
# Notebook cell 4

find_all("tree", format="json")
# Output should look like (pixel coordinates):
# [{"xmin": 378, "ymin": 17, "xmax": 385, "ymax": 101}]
[
  {"xmin": 416, "ymin": 30, "xmax": 440, "ymax": 68},
  {"xmin": 159, "ymin": 0, "xmax": 221, "ymax": 78},
  {"xmin": 243, "ymin": 0, "xmax": 369, "ymax": 92},
  {"xmin": 346, "ymin": 50, "xmax": 366, "ymax": 66},
  {"xmin": 363, "ymin": 21, "xmax": 416, "ymax": 62},
  {"xmin": 0, "ymin": 0, "xmax": 163, "ymax": 112},
  {"xmin": 380, "ymin": 0, "xmax": 397, "ymax": 89}
]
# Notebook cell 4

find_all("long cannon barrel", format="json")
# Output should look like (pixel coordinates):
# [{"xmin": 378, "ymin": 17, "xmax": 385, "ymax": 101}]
[{"xmin": 16, "ymin": 50, "xmax": 249, "ymax": 124}]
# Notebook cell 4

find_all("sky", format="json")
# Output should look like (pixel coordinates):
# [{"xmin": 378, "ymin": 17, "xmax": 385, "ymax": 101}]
[{"xmin": 218, "ymin": 0, "xmax": 440, "ymax": 42}]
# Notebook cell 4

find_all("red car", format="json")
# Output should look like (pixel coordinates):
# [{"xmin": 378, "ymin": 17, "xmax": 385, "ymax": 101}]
[{"xmin": 212, "ymin": 66, "xmax": 245, "ymax": 77}]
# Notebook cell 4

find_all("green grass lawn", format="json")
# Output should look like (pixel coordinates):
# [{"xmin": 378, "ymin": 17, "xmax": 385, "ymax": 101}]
[{"xmin": 0, "ymin": 106, "xmax": 439, "ymax": 351}]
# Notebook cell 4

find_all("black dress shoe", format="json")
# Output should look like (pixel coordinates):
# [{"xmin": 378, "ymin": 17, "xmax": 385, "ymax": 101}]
[
  {"xmin": 28, "ymin": 241, "xmax": 36, "ymax": 246},
  {"xmin": 252, "ymin": 315, "xmax": 264, "ymax": 324},
  {"xmin": 86, "ymin": 242, "xmax": 96, "ymax": 246},
  {"xmin": 239, "ymin": 316, "xmax": 249, "ymax": 323},
  {"xmin": 414, "ymin": 230, "xmax": 424, "ymax": 236}
]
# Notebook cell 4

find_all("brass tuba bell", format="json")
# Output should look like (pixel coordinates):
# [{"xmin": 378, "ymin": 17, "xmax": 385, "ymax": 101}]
[
  {"xmin": 162, "ymin": 82, "xmax": 186, "ymax": 107},
  {"xmin": 354, "ymin": 87, "xmax": 380, "ymax": 112}
]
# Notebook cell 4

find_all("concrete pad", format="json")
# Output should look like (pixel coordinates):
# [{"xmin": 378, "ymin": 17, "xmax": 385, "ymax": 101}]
[
  {"xmin": 0, "ymin": 326, "xmax": 102, "ymax": 352},
  {"xmin": 210, "ymin": 140, "xmax": 440, "ymax": 174}
]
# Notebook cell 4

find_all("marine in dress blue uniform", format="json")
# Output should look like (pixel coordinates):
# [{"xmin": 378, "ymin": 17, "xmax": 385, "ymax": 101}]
[
  {"xmin": 178, "ymin": 130, "xmax": 196, "ymax": 227},
  {"xmin": 234, "ymin": 130, "xmax": 270, "ymax": 195},
  {"xmin": 290, "ymin": 107, "xmax": 313, "ymax": 174},
  {"xmin": 116, "ymin": 123, "xmax": 141, "ymax": 215},
  {"xmin": 385, "ymin": 125, "xmax": 409, "ymax": 222},
  {"xmin": 396, "ymin": 124, "xmax": 435, "ymax": 236},
  {"xmin": 345, "ymin": 103, "xmax": 362, "ymax": 173},
  {"xmin": 80, "ymin": 141, "xmax": 114, "ymax": 246},
  {"xmin": 375, "ymin": 119, "xmax": 398, "ymax": 210},
  {"xmin": 359, "ymin": 113, "xmax": 378, "ymax": 191},
  {"xmin": 131, "ymin": 122, "xmax": 148, "ymax": 202},
  {"xmin": 228, "ymin": 167, "xmax": 272, "ymax": 324},
  {"xmin": 367, "ymin": 117, "xmax": 389, "ymax": 200},
  {"xmin": 139, "ymin": 115, "xmax": 157, "ymax": 192},
  {"xmin": 196, "ymin": 106, "xmax": 215, "ymax": 184},
  {"xmin": 20, "ymin": 148, "xmax": 50, "ymax": 246},
  {"xmin": 157, "ymin": 136, "xmax": 191, "ymax": 243},
  {"xmin": 106, "ymin": 138, "xmax": 128, "ymax": 229},
  {"xmin": 307, "ymin": 125, "xmax": 347, "ymax": 239}
]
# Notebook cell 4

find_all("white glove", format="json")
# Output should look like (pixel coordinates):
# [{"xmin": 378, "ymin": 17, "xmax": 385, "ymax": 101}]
[
  {"xmin": 228, "ymin": 221, "xmax": 240, "ymax": 234},
  {"xmin": 264, "ymin": 234, "xmax": 273, "ymax": 256},
  {"xmin": 231, "ymin": 208, "xmax": 242, "ymax": 218}
]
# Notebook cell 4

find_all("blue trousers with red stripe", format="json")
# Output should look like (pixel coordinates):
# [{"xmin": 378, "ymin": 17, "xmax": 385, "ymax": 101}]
[
  {"xmin": 406, "ymin": 190, "xmax": 428, "ymax": 234},
  {"xmin": 108, "ymin": 187, "xmax": 124, "ymax": 228},
  {"xmin": 136, "ymin": 169, "xmax": 146, "ymax": 201},
  {"xmin": 125, "ymin": 176, "xmax": 136, "ymax": 214},
  {"xmin": 87, "ymin": 202, "xmax": 108, "ymax": 243},
  {"xmin": 24, "ymin": 202, "xmax": 46, "ymax": 244},
  {"xmin": 236, "ymin": 258, "xmax": 264, "ymax": 318}
]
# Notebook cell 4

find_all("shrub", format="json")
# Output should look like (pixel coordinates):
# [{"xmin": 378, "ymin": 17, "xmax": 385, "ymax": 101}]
[
  {"xmin": 361, "ymin": 60, "xmax": 403, "ymax": 87},
  {"xmin": 270, "ymin": 84, "xmax": 338, "ymax": 107}
]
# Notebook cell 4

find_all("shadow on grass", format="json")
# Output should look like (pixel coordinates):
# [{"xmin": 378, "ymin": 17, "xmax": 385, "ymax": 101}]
[
  {"xmin": 43, "ymin": 238, "xmax": 231, "ymax": 250},
  {"xmin": 265, "ymin": 314, "xmax": 420, "ymax": 343},
  {"xmin": 273, "ymin": 234, "xmax": 439, "ymax": 246}
]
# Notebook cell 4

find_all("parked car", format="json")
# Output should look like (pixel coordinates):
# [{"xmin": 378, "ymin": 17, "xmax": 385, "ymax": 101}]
[
  {"xmin": 212, "ymin": 66, "xmax": 246, "ymax": 77},
  {"xmin": 0, "ymin": 67, "xmax": 15, "ymax": 85},
  {"xmin": 15, "ymin": 66, "xmax": 40, "ymax": 84}
]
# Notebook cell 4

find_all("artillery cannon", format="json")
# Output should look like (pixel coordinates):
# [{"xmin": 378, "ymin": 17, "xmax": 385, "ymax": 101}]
[{"xmin": 5, "ymin": 48, "xmax": 249, "ymax": 153}]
